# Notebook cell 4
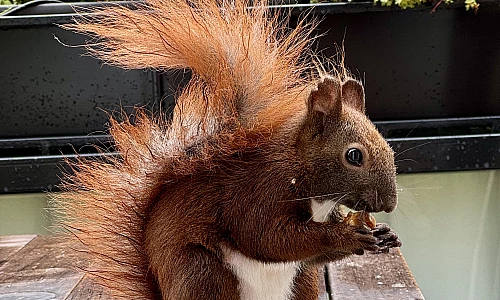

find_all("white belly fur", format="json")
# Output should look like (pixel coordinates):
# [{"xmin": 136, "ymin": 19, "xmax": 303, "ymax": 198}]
[{"xmin": 221, "ymin": 246, "xmax": 300, "ymax": 300}]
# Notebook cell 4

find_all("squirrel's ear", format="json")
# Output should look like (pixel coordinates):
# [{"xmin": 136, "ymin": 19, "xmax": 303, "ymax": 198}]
[
  {"xmin": 307, "ymin": 76, "xmax": 342, "ymax": 116},
  {"xmin": 341, "ymin": 79, "xmax": 365, "ymax": 113}
]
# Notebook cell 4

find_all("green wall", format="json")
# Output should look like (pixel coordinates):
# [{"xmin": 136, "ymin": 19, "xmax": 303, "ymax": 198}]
[
  {"xmin": 0, "ymin": 193, "xmax": 51, "ymax": 235},
  {"xmin": 1, "ymin": 169, "xmax": 499, "ymax": 299},
  {"xmin": 376, "ymin": 170, "xmax": 500, "ymax": 300}
]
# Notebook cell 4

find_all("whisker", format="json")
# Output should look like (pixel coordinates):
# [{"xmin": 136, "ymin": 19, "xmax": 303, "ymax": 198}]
[
  {"xmin": 322, "ymin": 201, "xmax": 339, "ymax": 223},
  {"xmin": 395, "ymin": 123, "xmax": 420, "ymax": 150},
  {"xmin": 279, "ymin": 192, "xmax": 350, "ymax": 202},
  {"xmin": 307, "ymin": 193, "xmax": 352, "ymax": 224},
  {"xmin": 328, "ymin": 194, "xmax": 352, "ymax": 222},
  {"xmin": 397, "ymin": 186, "xmax": 442, "ymax": 191},
  {"xmin": 323, "ymin": 203, "xmax": 337, "ymax": 223},
  {"xmin": 307, "ymin": 200, "xmax": 334, "ymax": 224},
  {"xmin": 395, "ymin": 158, "xmax": 421, "ymax": 165},
  {"xmin": 351, "ymin": 198, "xmax": 362, "ymax": 211},
  {"xmin": 395, "ymin": 141, "xmax": 432, "ymax": 158},
  {"xmin": 325, "ymin": 193, "xmax": 352, "ymax": 222},
  {"xmin": 393, "ymin": 207, "xmax": 412, "ymax": 227},
  {"xmin": 332, "ymin": 192, "xmax": 351, "ymax": 206},
  {"xmin": 399, "ymin": 175, "xmax": 439, "ymax": 189}
]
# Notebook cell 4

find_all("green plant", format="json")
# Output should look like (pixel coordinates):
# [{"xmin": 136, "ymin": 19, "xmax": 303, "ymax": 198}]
[
  {"xmin": 309, "ymin": 0, "xmax": 479, "ymax": 11},
  {"xmin": 464, "ymin": 0, "xmax": 480, "ymax": 10},
  {"xmin": 373, "ymin": 0, "xmax": 429, "ymax": 8}
]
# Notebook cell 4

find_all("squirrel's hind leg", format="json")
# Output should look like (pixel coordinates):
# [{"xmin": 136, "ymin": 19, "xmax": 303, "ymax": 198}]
[
  {"xmin": 291, "ymin": 266, "xmax": 320, "ymax": 300},
  {"xmin": 151, "ymin": 244, "xmax": 240, "ymax": 300}
]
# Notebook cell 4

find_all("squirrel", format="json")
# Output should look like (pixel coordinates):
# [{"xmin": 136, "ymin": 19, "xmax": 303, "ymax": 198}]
[{"xmin": 53, "ymin": 0, "xmax": 402, "ymax": 299}]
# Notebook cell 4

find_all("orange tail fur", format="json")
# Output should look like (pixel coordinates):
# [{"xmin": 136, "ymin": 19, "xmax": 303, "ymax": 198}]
[{"xmin": 67, "ymin": 0, "xmax": 315, "ymax": 131}]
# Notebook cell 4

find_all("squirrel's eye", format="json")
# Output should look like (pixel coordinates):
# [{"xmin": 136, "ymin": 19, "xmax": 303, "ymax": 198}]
[{"xmin": 346, "ymin": 148, "xmax": 363, "ymax": 167}]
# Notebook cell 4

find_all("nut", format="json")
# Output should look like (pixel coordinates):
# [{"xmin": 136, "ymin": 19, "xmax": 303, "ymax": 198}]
[{"xmin": 343, "ymin": 211, "xmax": 376, "ymax": 229}]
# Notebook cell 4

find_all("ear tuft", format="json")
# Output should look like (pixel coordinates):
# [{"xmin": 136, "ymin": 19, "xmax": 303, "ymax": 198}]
[
  {"xmin": 341, "ymin": 79, "xmax": 365, "ymax": 113},
  {"xmin": 307, "ymin": 76, "xmax": 342, "ymax": 115}
]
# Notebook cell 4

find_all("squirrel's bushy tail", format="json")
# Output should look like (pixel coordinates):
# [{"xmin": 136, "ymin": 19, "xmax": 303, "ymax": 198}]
[
  {"xmin": 68, "ymin": 0, "xmax": 315, "ymax": 132},
  {"xmin": 52, "ymin": 112, "xmax": 180, "ymax": 299},
  {"xmin": 54, "ymin": 0, "xmax": 317, "ymax": 299}
]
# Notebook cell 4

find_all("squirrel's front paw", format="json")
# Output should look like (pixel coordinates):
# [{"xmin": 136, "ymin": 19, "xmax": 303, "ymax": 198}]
[
  {"xmin": 371, "ymin": 223, "xmax": 402, "ymax": 253},
  {"xmin": 345, "ymin": 225, "xmax": 379, "ymax": 255}
]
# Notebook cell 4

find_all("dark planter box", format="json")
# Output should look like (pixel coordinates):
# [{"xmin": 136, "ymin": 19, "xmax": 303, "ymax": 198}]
[{"xmin": 0, "ymin": 1, "xmax": 499, "ymax": 193}]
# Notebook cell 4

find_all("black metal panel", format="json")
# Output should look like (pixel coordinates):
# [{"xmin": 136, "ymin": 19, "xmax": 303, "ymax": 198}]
[
  {"xmin": 0, "ymin": 135, "xmax": 112, "ymax": 157},
  {"xmin": 0, "ymin": 25, "xmax": 161, "ymax": 138},
  {"xmin": 0, "ymin": 156, "xmax": 63, "ymax": 193},
  {"xmin": 0, "ymin": 135, "xmax": 112, "ymax": 193},
  {"xmin": 1, "ymin": 117, "xmax": 498, "ymax": 193},
  {"xmin": 0, "ymin": 1, "xmax": 136, "ymax": 17},
  {"xmin": 0, "ymin": 152, "xmax": 119, "ymax": 193},
  {"xmin": 376, "ymin": 117, "xmax": 500, "ymax": 172},
  {"xmin": 307, "ymin": 5, "xmax": 500, "ymax": 121},
  {"xmin": 391, "ymin": 134, "xmax": 499, "ymax": 173}
]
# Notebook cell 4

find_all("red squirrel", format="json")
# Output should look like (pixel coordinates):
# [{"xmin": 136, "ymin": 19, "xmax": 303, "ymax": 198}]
[{"xmin": 54, "ymin": 0, "xmax": 401, "ymax": 299}]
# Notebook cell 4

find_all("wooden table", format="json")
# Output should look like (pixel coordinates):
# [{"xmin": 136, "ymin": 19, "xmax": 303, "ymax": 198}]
[{"xmin": 0, "ymin": 235, "xmax": 424, "ymax": 299}]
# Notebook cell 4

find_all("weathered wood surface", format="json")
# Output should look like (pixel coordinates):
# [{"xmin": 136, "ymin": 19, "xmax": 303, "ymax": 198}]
[
  {"xmin": 0, "ymin": 235, "xmax": 424, "ymax": 299},
  {"xmin": 0, "ymin": 235, "xmax": 87, "ymax": 299},
  {"xmin": 327, "ymin": 249, "xmax": 425, "ymax": 299},
  {"xmin": 65, "ymin": 275, "xmax": 111, "ymax": 300},
  {"xmin": 0, "ymin": 235, "xmax": 36, "ymax": 267}
]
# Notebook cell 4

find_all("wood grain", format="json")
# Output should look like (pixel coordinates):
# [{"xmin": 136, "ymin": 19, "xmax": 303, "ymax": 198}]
[
  {"xmin": 0, "ymin": 268, "xmax": 84, "ymax": 299},
  {"xmin": 0, "ymin": 235, "xmax": 87, "ymax": 272},
  {"xmin": 66, "ymin": 275, "xmax": 112, "ymax": 300},
  {"xmin": 326, "ymin": 248, "xmax": 425, "ymax": 300},
  {"xmin": 0, "ymin": 235, "xmax": 85, "ymax": 300},
  {"xmin": 317, "ymin": 266, "xmax": 330, "ymax": 300},
  {"xmin": 0, "ymin": 235, "xmax": 36, "ymax": 266}
]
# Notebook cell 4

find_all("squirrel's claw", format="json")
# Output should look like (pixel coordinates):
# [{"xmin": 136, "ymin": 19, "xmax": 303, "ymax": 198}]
[{"xmin": 371, "ymin": 223, "xmax": 402, "ymax": 254}]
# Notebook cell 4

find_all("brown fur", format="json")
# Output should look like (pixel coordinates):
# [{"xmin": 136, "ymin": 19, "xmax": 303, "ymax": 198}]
[{"xmin": 52, "ymin": 0, "xmax": 398, "ymax": 299}]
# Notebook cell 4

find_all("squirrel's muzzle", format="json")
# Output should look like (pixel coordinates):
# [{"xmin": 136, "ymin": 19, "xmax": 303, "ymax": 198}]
[
  {"xmin": 357, "ymin": 179, "xmax": 397, "ymax": 213},
  {"xmin": 376, "ymin": 187, "xmax": 398, "ymax": 213},
  {"xmin": 374, "ymin": 172, "xmax": 398, "ymax": 213}
]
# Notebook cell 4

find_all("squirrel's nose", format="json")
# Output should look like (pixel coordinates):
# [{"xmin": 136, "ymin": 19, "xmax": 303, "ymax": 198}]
[
  {"xmin": 384, "ymin": 202, "xmax": 397, "ymax": 213},
  {"xmin": 382, "ymin": 193, "xmax": 398, "ymax": 213}
]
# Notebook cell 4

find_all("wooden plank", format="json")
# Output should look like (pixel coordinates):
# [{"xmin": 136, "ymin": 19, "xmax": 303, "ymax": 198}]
[
  {"xmin": 65, "ymin": 256, "xmax": 330, "ymax": 299},
  {"xmin": 318, "ymin": 266, "xmax": 329, "ymax": 300},
  {"xmin": 0, "ymin": 235, "xmax": 36, "ymax": 266},
  {"xmin": 66, "ymin": 269, "xmax": 328, "ymax": 300},
  {"xmin": 0, "ymin": 268, "xmax": 84, "ymax": 299},
  {"xmin": 0, "ymin": 235, "xmax": 87, "ymax": 272},
  {"xmin": 0, "ymin": 236, "xmax": 424, "ymax": 299},
  {"xmin": 67, "ymin": 262, "xmax": 328, "ymax": 299},
  {"xmin": 326, "ymin": 248, "xmax": 425, "ymax": 300},
  {"xmin": 0, "ymin": 235, "xmax": 86, "ymax": 300},
  {"xmin": 66, "ymin": 275, "xmax": 113, "ymax": 300}
]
